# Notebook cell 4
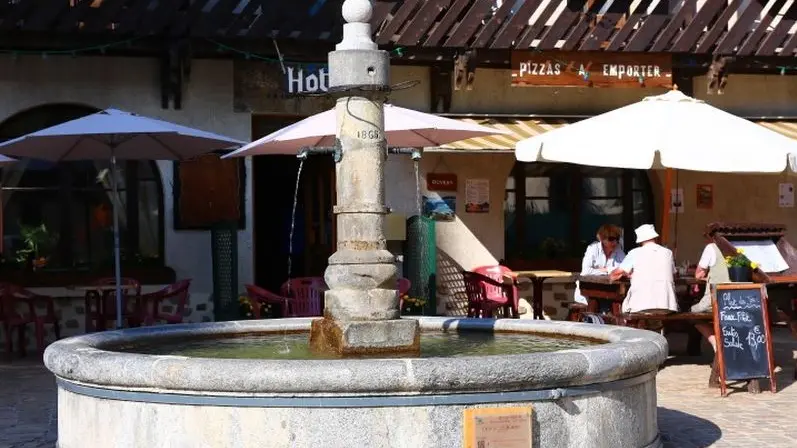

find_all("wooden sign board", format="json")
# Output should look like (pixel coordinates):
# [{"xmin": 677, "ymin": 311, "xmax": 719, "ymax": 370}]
[
  {"xmin": 174, "ymin": 154, "xmax": 245, "ymax": 230},
  {"xmin": 511, "ymin": 51, "xmax": 672, "ymax": 88},
  {"xmin": 711, "ymin": 283, "xmax": 777, "ymax": 397},
  {"xmin": 427, "ymin": 173, "xmax": 458, "ymax": 191},
  {"xmin": 463, "ymin": 406, "xmax": 533, "ymax": 448}
]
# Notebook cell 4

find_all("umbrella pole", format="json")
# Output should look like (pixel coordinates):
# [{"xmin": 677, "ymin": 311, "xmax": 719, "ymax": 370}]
[
  {"xmin": 111, "ymin": 154, "xmax": 123, "ymax": 329},
  {"xmin": 662, "ymin": 168, "xmax": 673, "ymax": 246}
]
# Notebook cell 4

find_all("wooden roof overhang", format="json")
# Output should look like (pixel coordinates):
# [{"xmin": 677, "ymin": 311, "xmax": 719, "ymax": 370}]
[{"xmin": 1, "ymin": 1, "xmax": 797, "ymax": 58}]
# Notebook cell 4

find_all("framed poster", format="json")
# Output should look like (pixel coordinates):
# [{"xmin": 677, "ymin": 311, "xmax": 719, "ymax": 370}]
[
  {"xmin": 696, "ymin": 184, "xmax": 713, "ymax": 209},
  {"xmin": 465, "ymin": 179, "xmax": 490, "ymax": 213}
]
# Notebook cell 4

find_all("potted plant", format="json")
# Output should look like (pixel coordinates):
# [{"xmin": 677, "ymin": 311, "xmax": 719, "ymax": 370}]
[
  {"xmin": 725, "ymin": 249, "xmax": 759, "ymax": 282},
  {"xmin": 401, "ymin": 294, "xmax": 427, "ymax": 316},
  {"xmin": 14, "ymin": 223, "xmax": 58, "ymax": 272}
]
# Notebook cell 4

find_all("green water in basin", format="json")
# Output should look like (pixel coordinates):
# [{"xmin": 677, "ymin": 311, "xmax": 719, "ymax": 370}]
[{"xmin": 118, "ymin": 331, "xmax": 596, "ymax": 360}]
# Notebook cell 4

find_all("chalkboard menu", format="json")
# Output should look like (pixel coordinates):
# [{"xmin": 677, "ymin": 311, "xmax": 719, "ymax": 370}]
[{"xmin": 712, "ymin": 284, "xmax": 777, "ymax": 396}]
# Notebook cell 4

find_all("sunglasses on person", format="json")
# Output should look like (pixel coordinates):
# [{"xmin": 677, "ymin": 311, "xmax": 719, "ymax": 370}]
[{"xmin": 606, "ymin": 237, "xmax": 619, "ymax": 242}]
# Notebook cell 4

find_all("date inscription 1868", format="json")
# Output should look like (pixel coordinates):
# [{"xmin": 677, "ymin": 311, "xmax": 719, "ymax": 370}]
[{"xmin": 356, "ymin": 129, "xmax": 381, "ymax": 140}]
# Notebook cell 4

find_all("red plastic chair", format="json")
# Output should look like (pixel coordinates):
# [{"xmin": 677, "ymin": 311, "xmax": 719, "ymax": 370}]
[
  {"xmin": 1, "ymin": 283, "xmax": 60, "ymax": 357},
  {"xmin": 245, "ymin": 285, "xmax": 291, "ymax": 318},
  {"xmin": 86, "ymin": 277, "xmax": 142, "ymax": 330},
  {"xmin": 139, "ymin": 279, "xmax": 192, "ymax": 325},
  {"xmin": 462, "ymin": 271, "xmax": 518, "ymax": 319},
  {"xmin": 473, "ymin": 265, "xmax": 519, "ymax": 318},
  {"xmin": 280, "ymin": 277, "xmax": 325, "ymax": 317}
]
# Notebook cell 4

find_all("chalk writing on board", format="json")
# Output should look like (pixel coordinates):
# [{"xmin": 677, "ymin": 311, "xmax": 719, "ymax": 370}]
[
  {"xmin": 746, "ymin": 326, "xmax": 765, "ymax": 361},
  {"xmin": 722, "ymin": 326, "xmax": 744, "ymax": 350},
  {"xmin": 721, "ymin": 292, "xmax": 761, "ymax": 310},
  {"xmin": 719, "ymin": 311, "xmax": 753, "ymax": 323}
]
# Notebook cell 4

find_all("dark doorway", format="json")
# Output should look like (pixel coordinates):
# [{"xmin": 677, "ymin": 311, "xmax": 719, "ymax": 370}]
[{"xmin": 252, "ymin": 116, "xmax": 335, "ymax": 292}]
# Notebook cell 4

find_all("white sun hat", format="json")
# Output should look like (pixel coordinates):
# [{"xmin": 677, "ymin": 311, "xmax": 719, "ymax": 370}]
[{"xmin": 635, "ymin": 224, "xmax": 660, "ymax": 244}]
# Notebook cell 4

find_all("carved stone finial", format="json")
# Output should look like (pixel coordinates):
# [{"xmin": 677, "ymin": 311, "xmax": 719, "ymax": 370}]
[
  {"xmin": 342, "ymin": 0, "xmax": 372, "ymax": 24},
  {"xmin": 337, "ymin": 0, "xmax": 377, "ymax": 50}
]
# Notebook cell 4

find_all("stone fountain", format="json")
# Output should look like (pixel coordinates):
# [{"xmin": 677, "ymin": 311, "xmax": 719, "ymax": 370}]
[
  {"xmin": 43, "ymin": 2, "xmax": 667, "ymax": 447},
  {"xmin": 308, "ymin": 0, "xmax": 418, "ymax": 356}
]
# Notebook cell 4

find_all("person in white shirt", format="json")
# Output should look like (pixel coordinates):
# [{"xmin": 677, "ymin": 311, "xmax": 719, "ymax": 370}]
[
  {"xmin": 689, "ymin": 235, "xmax": 730, "ymax": 352},
  {"xmin": 573, "ymin": 224, "xmax": 625, "ymax": 304},
  {"xmin": 610, "ymin": 224, "xmax": 678, "ymax": 314}
]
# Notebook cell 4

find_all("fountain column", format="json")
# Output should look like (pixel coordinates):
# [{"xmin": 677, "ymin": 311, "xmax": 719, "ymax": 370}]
[{"xmin": 309, "ymin": 0, "xmax": 420, "ymax": 355}]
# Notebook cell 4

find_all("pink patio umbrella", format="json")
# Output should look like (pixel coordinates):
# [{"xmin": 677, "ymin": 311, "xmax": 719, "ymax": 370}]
[{"xmin": 222, "ymin": 104, "xmax": 509, "ymax": 157}]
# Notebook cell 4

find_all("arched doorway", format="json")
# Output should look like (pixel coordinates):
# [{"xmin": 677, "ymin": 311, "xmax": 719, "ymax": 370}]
[
  {"xmin": 504, "ymin": 162, "xmax": 655, "ymax": 270},
  {"xmin": 0, "ymin": 104, "xmax": 165, "ymax": 275}
]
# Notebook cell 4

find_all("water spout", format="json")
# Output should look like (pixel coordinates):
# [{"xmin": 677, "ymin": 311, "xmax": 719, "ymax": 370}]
[{"xmin": 387, "ymin": 147, "xmax": 422, "ymax": 161}]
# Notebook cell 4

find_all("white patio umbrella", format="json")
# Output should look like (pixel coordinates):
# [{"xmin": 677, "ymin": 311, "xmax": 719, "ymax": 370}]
[
  {"xmin": 516, "ymin": 89, "xmax": 797, "ymax": 172},
  {"xmin": 222, "ymin": 103, "xmax": 510, "ymax": 157},
  {"xmin": 0, "ymin": 109, "xmax": 244, "ymax": 328},
  {"xmin": 515, "ymin": 89, "xmax": 797, "ymax": 244}
]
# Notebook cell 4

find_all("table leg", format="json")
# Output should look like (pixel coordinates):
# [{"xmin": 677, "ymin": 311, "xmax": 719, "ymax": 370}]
[{"xmin": 532, "ymin": 279, "xmax": 545, "ymax": 320}]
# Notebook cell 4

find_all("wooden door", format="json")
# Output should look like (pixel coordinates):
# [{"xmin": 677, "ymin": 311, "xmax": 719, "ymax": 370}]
[{"xmin": 300, "ymin": 157, "xmax": 336, "ymax": 277}]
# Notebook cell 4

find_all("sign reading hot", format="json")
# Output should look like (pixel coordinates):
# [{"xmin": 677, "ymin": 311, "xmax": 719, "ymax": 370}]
[
  {"xmin": 285, "ymin": 65, "xmax": 329, "ymax": 94},
  {"xmin": 511, "ymin": 51, "xmax": 672, "ymax": 88}
]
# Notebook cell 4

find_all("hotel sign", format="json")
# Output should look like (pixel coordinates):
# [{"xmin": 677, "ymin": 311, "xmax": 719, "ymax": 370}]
[
  {"xmin": 284, "ymin": 64, "xmax": 328, "ymax": 94},
  {"xmin": 511, "ymin": 51, "xmax": 672, "ymax": 88}
]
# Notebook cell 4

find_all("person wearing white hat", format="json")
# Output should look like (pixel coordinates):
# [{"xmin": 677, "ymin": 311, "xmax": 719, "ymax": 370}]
[{"xmin": 609, "ymin": 224, "xmax": 678, "ymax": 313}]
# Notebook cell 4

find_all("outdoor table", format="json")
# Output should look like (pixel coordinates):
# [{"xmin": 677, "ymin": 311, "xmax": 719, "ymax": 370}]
[
  {"xmin": 577, "ymin": 275, "xmax": 705, "ymax": 322},
  {"xmin": 506, "ymin": 270, "xmax": 574, "ymax": 319},
  {"xmin": 76, "ymin": 284, "xmax": 139, "ymax": 332}
]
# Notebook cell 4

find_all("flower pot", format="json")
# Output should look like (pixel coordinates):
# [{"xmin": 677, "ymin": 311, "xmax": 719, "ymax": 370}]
[{"xmin": 728, "ymin": 266, "xmax": 752, "ymax": 282}]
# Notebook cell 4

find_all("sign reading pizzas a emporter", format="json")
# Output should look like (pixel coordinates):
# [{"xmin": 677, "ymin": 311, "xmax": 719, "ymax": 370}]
[{"xmin": 511, "ymin": 51, "xmax": 672, "ymax": 88}]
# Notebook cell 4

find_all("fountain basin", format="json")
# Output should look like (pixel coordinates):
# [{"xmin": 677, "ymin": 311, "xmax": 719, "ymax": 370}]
[{"xmin": 44, "ymin": 317, "xmax": 667, "ymax": 448}]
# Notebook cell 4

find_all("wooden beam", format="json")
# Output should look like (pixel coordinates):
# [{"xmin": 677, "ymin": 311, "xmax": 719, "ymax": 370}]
[
  {"xmin": 396, "ymin": 0, "xmax": 450, "ymax": 47},
  {"xmin": 376, "ymin": 0, "xmax": 422, "ymax": 45},
  {"xmin": 695, "ymin": 0, "xmax": 744, "ymax": 53},
  {"xmin": 578, "ymin": 0, "xmax": 629, "ymax": 51},
  {"xmin": 670, "ymin": 0, "xmax": 727, "ymax": 52},
  {"xmin": 516, "ymin": 0, "xmax": 563, "ymax": 48},
  {"xmin": 757, "ymin": 2, "xmax": 797, "ymax": 56},
  {"xmin": 444, "ymin": 0, "xmax": 494, "ymax": 48},
  {"xmin": 490, "ymin": 0, "xmax": 543, "ymax": 49}
]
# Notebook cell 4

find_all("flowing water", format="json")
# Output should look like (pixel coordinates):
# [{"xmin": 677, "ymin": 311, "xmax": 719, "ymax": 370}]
[
  {"xmin": 413, "ymin": 160, "xmax": 421, "ymax": 216},
  {"xmin": 287, "ymin": 159, "xmax": 305, "ymax": 283},
  {"xmin": 118, "ymin": 331, "xmax": 597, "ymax": 360}
]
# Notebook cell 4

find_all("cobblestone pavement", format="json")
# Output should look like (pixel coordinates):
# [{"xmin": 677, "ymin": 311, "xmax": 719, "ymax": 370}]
[{"xmin": 1, "ymin": 328, "xmax": 796, "ymax": 447}]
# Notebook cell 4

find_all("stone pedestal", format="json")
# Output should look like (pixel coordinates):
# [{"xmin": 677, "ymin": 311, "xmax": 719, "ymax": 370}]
[{"xmin": 309, "ymin": 0, "xmax": 420, "ymax": 356}]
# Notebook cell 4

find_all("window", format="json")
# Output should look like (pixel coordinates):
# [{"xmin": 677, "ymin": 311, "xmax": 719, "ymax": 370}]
[
  {"xmin": 504, "ymin": 162, "xmax": 653, "ymax": 261},
  {"xmin": 0, "ymin": 104, "xmax": 164, "ymax": 270}
]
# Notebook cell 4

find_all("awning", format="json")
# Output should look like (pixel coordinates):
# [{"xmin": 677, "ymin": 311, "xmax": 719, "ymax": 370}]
[
  {"xmin": 755, "ymin": 121, "xmax": 797, "ymax": 140},
  {"xmin": 428, "ymin": 117, "xmax": 576, "ymax": 151},
  {"xmin": 428, "ymin": 117, "xmax": 797, "ymax": 152}
]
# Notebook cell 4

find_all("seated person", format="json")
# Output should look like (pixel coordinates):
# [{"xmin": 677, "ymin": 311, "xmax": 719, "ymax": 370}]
[
  {"xmin": 691, "ymin": 234, "xmax": 730, "ymax": 352},
  {"xmin": 573, "ymin": 224, "xmax": 626, "ymax": 305},
  {"xmin": 610, "ymin": 224, "xmax": 678, "ymax": 314}
]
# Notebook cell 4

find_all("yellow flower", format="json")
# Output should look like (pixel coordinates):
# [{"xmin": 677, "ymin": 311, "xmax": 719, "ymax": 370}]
[
  {"xmin": 737, "ymin": 248, "xmax": 744, "ymax": 254},
  {"xmin": 750, "ymin": 262, "xmax": 759, "ymax": 270}
]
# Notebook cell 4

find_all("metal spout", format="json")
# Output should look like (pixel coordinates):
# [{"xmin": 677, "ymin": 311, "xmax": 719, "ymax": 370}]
[
  {"xmin": 297, "ymin": 144, "xmax": 343, "ymax": 162},
  {"xmin": 387, "ymin": 147, "xmax": 422, "ymax": 161}
]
